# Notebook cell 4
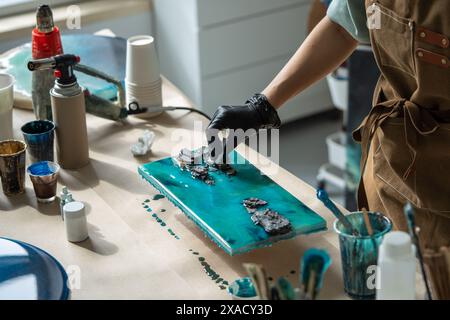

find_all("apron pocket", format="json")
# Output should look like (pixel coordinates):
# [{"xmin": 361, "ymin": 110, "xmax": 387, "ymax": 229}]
[
  {"xmin": 415, "ymin": 123, "xmax": 450, "ymax": 215},
  {"xmin": 373, "ymin": 119, "xmax": 420, "ymax": 207},
  {"xmin": 375, "ymin": 118, "xmax": 450, "ymax": 217}
]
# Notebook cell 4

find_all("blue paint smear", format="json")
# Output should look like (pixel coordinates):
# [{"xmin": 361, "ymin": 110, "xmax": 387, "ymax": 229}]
[{"xmin": 139, "ymin": 151, "xmax": 327, "ymax": 255}]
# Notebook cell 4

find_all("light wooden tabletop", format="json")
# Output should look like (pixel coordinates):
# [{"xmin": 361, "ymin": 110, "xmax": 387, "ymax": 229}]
[{"xmin": 0, "ymin": 77, "xmax": 348, "ymax": 300}]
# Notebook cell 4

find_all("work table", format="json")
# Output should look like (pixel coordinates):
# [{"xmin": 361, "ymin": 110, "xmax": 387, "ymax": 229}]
[{"xmin": 0, "ymin": 77, "xmax": 347, "ymax": 300}]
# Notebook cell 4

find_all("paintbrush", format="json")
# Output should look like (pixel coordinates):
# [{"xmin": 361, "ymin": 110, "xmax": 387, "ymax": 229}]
[
  {"xmin": 404, "ymin": 203, "xmax": 433, "ymax": 300},
  {"xmin": 316, "ymin": 186, "xmax": 359, "ymax": 236},
  {"xmin": 362, "ymin": 207, "xmax": 373, "ymax": 236},
  {"xmin": 243, "ymin": 263, "xmax": 270, "ymax": 300},
  {"xmin": 270, "ymin": 284, "xmax": 281, "ymax": 300},
  {"xmin": 276, "ymin": 277, "xmax": 296, "ymax": 300},
  {"xmin": 299, "ymin": 248, "xmax": 332, "ymax": 300}
]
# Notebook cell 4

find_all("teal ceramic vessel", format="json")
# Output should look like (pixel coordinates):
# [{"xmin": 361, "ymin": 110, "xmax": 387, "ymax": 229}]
[{"xmin": 334, "ymin": 212, "xmax": 392, "ymax": 299}]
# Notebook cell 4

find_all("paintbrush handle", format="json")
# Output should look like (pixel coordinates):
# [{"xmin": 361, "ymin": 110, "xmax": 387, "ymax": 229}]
[
  {"xmin": 330, "ymin": 204, "xmax": 358, "ymax": 235},
  {"xmin": 317, "ymin": 189, "xmax": 359, "ymax": 236},
  {"xmin": 362, "ymin": 208, "xmax": 374, "ymax": 236}
]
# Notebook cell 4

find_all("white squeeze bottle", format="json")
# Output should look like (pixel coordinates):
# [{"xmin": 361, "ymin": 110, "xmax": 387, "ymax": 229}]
[{"xmin": 376, "ymin": 231, "xmax": 416, "ymax": 300}]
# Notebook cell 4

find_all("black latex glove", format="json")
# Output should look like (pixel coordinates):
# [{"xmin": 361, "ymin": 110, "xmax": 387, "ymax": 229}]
[
  {"xmin": 207, "ymin": 93, "xmax": 281, "ymax": 133},
  {"xmin": 206, "ymin": 93, "xmax": 281, "ymax": 160}
]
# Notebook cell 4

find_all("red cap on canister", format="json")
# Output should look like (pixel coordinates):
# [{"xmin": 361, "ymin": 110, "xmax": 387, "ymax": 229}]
[
  {"xmin": 32, "ymin": 26, "xmax": 63, "ymax": 59},
  {"xmin": 31, "ymin": 5, "xmax": 63, "ymax": 59}
]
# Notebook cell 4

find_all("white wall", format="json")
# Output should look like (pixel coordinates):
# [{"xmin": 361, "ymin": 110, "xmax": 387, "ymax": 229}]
[{"xmin": 0, "ymin": 10, "xmax": 153, "ymax": 54}]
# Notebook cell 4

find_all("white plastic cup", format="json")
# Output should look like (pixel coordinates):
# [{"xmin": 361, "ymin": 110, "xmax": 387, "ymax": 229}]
[
  {"xmin": 126, "ymin": 81, "xmax": 163, "ymax": 118},
  {"xmin": 126, "ymin": 80, "xmax": 162, "ymax": 95},
  {"xmin": 0, "ymin": 74, "xmax": 15, "ymax": 141},
  {"xmin": 125, "ymin": 35, "xmax": 163, "ymax": 117},
  {"xmin": 126, "ymin": 35, "xmax": 160, "ymax": 85}
]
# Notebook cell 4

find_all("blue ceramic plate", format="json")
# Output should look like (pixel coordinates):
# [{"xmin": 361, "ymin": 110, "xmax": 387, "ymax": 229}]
[
  {"xmin": 0, "ymin": 238, "xmax": 70, "ymax": 300},
  {"xmin": 139, "ymin": 151, "xmax": 327, "ymax": 255}
]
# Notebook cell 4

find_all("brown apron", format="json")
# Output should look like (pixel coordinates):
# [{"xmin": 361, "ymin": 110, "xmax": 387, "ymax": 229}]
[{"xmin": 354, "ymin": 0, "xmax": 450, "ymax": 250}]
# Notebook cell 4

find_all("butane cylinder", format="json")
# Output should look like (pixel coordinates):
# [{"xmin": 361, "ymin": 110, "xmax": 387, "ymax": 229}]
[{"xmin": 50, "ymin": 84, "xmax": 89, "ymax": 169}]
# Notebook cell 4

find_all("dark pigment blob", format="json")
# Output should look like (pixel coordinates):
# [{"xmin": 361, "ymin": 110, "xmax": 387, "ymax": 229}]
[
  {"xmin": 152, "ymin": 194, "xmax": 165, "ymax": 200},
  {"xmin": 167, "ymin": 228, "xmax": 180, "ymax": 240},
  {"xmin": 142, "ymin": 202, "xmax": 179, "ymax": 240},
  {"xmin": 190, "ymin": 251, "xmax": 229, "ymax": 291}
]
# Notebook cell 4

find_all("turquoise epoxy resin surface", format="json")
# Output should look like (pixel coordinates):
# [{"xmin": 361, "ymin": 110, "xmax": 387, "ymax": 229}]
[
  {"xmin": 1, "ymin": 35, "xmax": 125, "ymax": 100},
  {"xmin": 139, "ymin": 151, "xmax": 327, "ymax": 255}
]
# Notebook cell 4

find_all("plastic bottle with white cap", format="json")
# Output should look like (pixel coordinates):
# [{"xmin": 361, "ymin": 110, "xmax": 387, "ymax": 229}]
[
  {"xmin": 63, "ymin": 201, "xmax": 89, "ymax": 243},
  {"xmin": 376, "ymin": 231, "xmax": 416, "ymax": 300}
]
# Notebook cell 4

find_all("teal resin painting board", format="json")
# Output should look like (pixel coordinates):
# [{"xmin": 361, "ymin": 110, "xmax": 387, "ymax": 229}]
[
  {"xmin": 0, "ymin": 34, "xmax": 126, "ymax": 105},
  {"xmin": 139, "ymin": 151, "xmax": 327, "ymax": 255}
]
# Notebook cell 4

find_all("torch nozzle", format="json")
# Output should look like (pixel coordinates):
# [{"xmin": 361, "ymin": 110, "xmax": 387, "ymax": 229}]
[
  {"xmin": 27, "ymin": 57, "xmax": 56, "ymax": 71},
  {"xmin": 36, "ymin": 5, "xmax": 54, "ymax": 33}
]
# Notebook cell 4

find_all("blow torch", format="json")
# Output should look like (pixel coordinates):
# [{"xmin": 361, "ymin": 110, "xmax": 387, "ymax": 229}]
[{"xmin": 28, "ymin": 54, "xmax": 128, "ymax": 121}]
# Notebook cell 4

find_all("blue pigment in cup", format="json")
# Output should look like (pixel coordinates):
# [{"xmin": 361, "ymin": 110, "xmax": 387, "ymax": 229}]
[
  {"xmin": 27, "ymin": 161, "xmax": 60, "ymax": 203},
  {"xmin": 334, "ymin": 212, "xmax": 392, "ymax": 299},
  {"xmin": 21, "ymin": 120, "xmax": 55, "ymax": 164},
  {"xmin": 228, "ymin": 277, "xmax": 258, "ymax": 300}
]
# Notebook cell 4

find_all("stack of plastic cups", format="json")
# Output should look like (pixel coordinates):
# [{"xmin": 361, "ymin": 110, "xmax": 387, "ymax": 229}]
[
  {"xmin": 0, "ymin": 74, "xmax": 15, "ymax": 141},
  {"xmin": 125, "ymin": 35, "xmax": 163, "ymax": 118}
]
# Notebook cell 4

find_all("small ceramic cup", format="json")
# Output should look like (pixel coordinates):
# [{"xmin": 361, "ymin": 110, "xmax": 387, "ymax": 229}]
[
  {"xmin": 21, "ymin": 120, "xmax": 55, "ymax": 164},
  {"xmin": 334, "ymin": 211, "xmax": 392, "ymax": 299},
  {"xmin": 27, "ymin": 161, "xmax": 60, "ymax": 203}
]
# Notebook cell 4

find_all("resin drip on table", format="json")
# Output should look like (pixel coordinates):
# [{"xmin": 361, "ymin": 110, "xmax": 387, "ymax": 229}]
[{"xmin": 138, "ymin": 151, "xmax": 327, "ymax": 255}]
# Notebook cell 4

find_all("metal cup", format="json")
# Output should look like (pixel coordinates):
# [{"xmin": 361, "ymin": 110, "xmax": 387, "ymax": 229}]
[
  {"xmin": 334, "ymin": 211, "xmax": 392, "ymax": 299},
  {"xmin": 21, "ymin": 120, "xmax": 55, "ymax": 163},
  {"xmin": 0, "ymin": 140, "xmax": 27, "ymax": 196},
  {"xmin": 27, "ymin": 161, "xmax": 60, "ymax": 203}
]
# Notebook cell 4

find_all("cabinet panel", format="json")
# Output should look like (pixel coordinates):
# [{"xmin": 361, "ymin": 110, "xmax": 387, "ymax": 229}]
[
  {"xmin": 199, "ymin": 3, "xmax": 310, "ymax": 77},
  {"xmin": 197, "ymin": 0, "xmax": 311, "ymax": 27}
]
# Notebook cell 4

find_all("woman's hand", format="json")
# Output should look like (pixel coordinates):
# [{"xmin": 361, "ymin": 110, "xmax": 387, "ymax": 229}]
[
  {"xmin": 207, "ymin": 94, "xmax": 281, "ymax": 133},
  {"xmin": 206, "ymin": 94, "xmax": 281, "ymax": 161}
]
